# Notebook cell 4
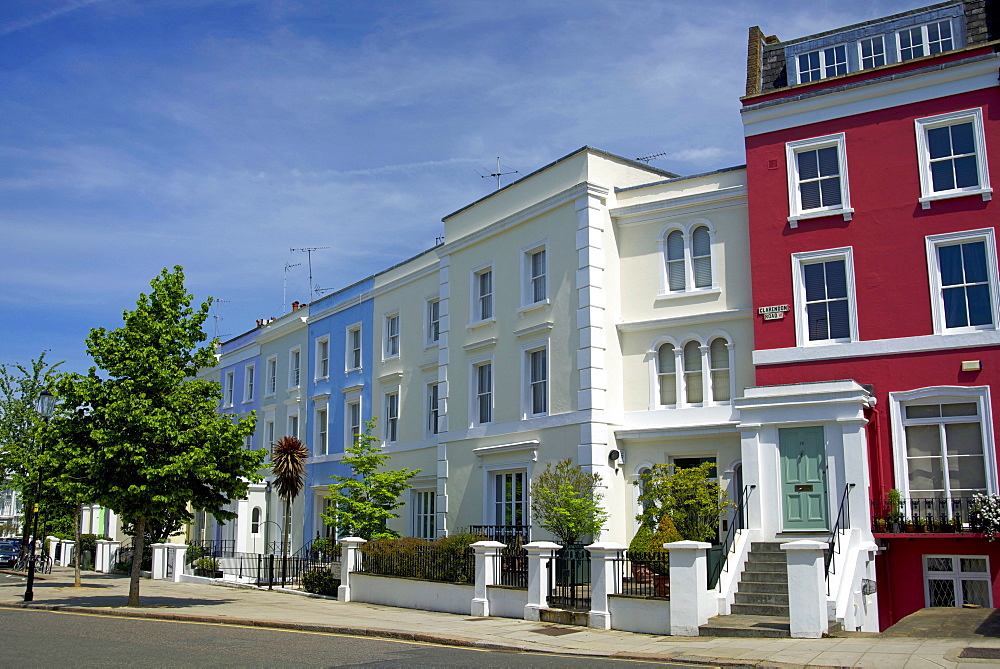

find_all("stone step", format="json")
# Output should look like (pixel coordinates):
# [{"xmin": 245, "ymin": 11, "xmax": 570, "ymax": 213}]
[
  {"xmin": 699, "ymin": 614, "xmax": 790, "ymax": 638},
  {"xmin": 738, "ymin": 580, "xmax": 789, "ymax": 594},
  {"xmin": 742, "ymin": 561, "xmax": 787, "ymax": 573},
  {"xmin": 739, "ymin": 569, "xmax": 787, "ymax": 584},
  {"xmin": 749, "ymin": 542, "xmax": 785, "ymax": 553},
  {"xmin": 735, "ymin": 591, "xmax": 790, "ymax": 606},
  {"xmin": 745, "ymin": 551, "xmax": 786, "ymax": 563},
  {"xmin": 730, "ymin": 602, "xmax": 790, "ymax": 617}
]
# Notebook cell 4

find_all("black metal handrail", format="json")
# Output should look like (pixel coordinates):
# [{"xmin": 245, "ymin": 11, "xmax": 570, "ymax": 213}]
[
  {"xmin": 708, "ymin": 484, "xmax": 756, "ymax": 589},
  {"xmin": 825, "ymin": 483, "xmax": 855, "ymax": 588},
  {"xmin": 871, "ymin": 495, "xmax": 984, "ymax": 533},
  {"xmin": 468, "ymin": 525, "xmax": 530, "ymax": 543}
]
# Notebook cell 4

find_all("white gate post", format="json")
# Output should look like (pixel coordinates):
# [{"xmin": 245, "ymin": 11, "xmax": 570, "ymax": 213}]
[
  {"xmin": 94, "ymin": 539, "xmax": 109, "ymax": 573},
  {"xmin": 151, "ymin": 543, "xmax": 168, "ymax": 580},
  {"xmin": 586, "ymin": 542, "xmax": 626, "ymax": 630},
  {"xmin": 337, "ymin": 537, "xmax": 367, "ymax": 602},
  {"xmin": 46, "ymin": 536, "xmax": 59, "ymax": 564},
  {"xmin": 173, "ymin": 545, "xmax": 188, "ymax": 582},
  {"xmin": 524, "ymin": 541, "xmax": 560, "ymax": 621},
  {"xmin": 781, "ymin": 540, "xmax": 829, "ymax": 638},
  {"xmin": 666, "ymin": 540, "xmax": 712, "ymax": 636},
  {"xmin": 61, "ymin": 540, "xmax": 76, "ymax": 568},
  {"xmin": 471, "ymin": 540, "xmax": 505, "ymax": 616}
]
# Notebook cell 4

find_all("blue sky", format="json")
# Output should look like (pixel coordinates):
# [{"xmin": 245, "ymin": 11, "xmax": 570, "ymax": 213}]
[{"xmin": 1, "ymin": 0, "xmax": 923, "ymax": 373}]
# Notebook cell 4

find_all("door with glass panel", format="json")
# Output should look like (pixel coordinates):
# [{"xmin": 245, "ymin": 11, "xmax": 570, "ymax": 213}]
[
  {"xmin": 925, "ymin": 555, "xmax": 992, "ymax": 607},
  {"xmin": 494, "ymin": 470, "xmax": 527, "ymax": 528}
]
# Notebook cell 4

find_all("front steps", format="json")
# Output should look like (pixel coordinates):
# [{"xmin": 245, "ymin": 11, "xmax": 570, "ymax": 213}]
[{"xmin": 700, "ymin": 541, "xmax": 839, "ymax": 638}]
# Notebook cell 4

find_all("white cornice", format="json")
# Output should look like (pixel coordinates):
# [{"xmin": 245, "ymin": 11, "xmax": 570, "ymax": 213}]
[
  {"xmin": 366, "ymin": 262, "xmax": 440, "ymax": 301},
  {"xmin": 308, "ymin": 294, "xmax": 363, "ymax": 323},
  {"xmin": 473, "ymin": 440, "xmax": 540, "ymax": 461},
  {"xmin": 463, "ymin": 337, "xmax": 498, "ymax": 352},
  {"xmin": 218, "ymin": 344, "xmax": 261, "ymax": 367},
  {"xmin": 611, "ymin": 186, "xmax": 747, "ymax": 225},
  {"xmin": 513, "ymin": 321, "xmax": 554, "ymax": 338},
  {"xmin": 754, "ymin": 329, "xmax": 1000, "ymax": 366},
  {"xmin": 742, "ymin": 55, "xmax": 1000, "ymax": 137},
  {"xmin": 255, "ymin": 315, "xmax": 309, "ymax": 343},
  {"xmin": 341, "ymin": 383, "xmax": 364, "ymax": 395},
  {"xmin": 615, "ymin": 422, "xmax": 741, "ymax": 440},
  {"xmin": 418, "ymin": 360, "xmax": 439, "ymax": 372},
  {"xmin": 439, "ymin": 182, "xmax": 609, "ymax": 256},
  {"xmin": 377, "ymin": 371, "xmax": 404, "ymax": 384},
  {"xmin": 617, "ymin": 308, "xmax": 753, "ymax": 333}
]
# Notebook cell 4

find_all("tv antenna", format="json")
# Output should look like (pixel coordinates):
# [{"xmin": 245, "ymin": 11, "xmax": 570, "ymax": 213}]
[
  {"xmin": 211, "ymin": 298, "xmax": 231, "ymax": 340},
  {"xmin": 315, "ymin": 284, "xmax": 337, "ymax": 296},
  {"xmin": 635, "ymin": 151, "xmax": 668, "ymax": 164},
  {"xmin": 290, "ymin": 247, "xmax": 329, "ymax": 304},
  {"xmin": 283, "ymin": 262, "xmax": 301, "ymax": 313},
  {"xmin": 477, "ymin": 157, "xmax": 519, "ymax": 190}
]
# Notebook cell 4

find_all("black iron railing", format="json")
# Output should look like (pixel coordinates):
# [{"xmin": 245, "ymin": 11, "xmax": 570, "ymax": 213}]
[
  {"xmin": 359, "ymin": 542, "xmax": 476, "ymax": 584},
  {"xmin": 871, "ymin": 495, "xmax": 984, "ymax": 533},
  {"xmin": 548, "ymin": 544, "xmax": 591, "ymax": 610},
  {"xmin": 112, "ymin": 541, "xmax": 153, "ymax": 573},
  {"xmin": 825, "ymin": 483, "xmax": 855, "ymax": 589},
  {"xmin": 468, "ymin": 525, "xmax": 530, "ymax": 544},
  {"xmin": 708, "ymin": 483, "xmax": 756, "ymax": 589},
  {"xmin": 187, "ymin": 539, "xmax": 236, "ymax": 558},
  {"xmin": 494, "ymin": 543, "xmax": 528, "ymax": 588},
  {"xmin": 612, "ymin": 550, "xmax": 670, "ymax": 598}
]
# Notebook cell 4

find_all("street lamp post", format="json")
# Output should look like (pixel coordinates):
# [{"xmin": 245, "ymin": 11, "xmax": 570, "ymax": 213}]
[{"xmin": 24, "ymin": 390, "xmax": 56, "ymax": 602}]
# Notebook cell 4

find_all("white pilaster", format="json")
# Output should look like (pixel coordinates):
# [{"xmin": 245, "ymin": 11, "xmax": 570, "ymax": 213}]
[
  {"xmin": 586, "ymin": 542, "xmax": 626, "ymax": 630},
  {"xmin": 337, "ymin": 537, "xmax": 367, "ymax": 602},
  {"xmin": 524, "ymin": 541, "xmax": 560, "ymax": 621}
]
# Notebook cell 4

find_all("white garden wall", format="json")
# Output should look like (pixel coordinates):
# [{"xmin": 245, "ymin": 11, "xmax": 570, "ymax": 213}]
[
  {"xmin": 608, "ymin": 596, "xmax": 671, "ymax": 635},
  {"xmin": 351, "ymin": 573, "xmax": 473, "ymax": 615},
  {"xmin": 486, "ymin": 585, "xmax": 528, "ymax": 619}
]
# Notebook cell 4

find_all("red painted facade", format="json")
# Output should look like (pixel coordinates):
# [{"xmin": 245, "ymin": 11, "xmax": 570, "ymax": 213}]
[{"xmin": 743, "ymin": 43, "xmax": 1000, "ymax": 628}]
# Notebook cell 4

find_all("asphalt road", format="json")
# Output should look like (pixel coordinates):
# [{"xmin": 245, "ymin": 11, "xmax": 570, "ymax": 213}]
[{"xmin": 0, "ymin": 607, "xmax": 712, "ymax": 668}]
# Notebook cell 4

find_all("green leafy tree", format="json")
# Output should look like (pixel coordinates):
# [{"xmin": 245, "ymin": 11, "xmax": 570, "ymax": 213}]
[
  {"xmin": 56, "ymin": 266, "xmax": 265, "ymax": 605},
  {"xmin": 0, "ymin": 353, "xmax": 62, "ymax": 546},
  {"xmin": 635, "ymin": 462, "xmax": 733, "ymax": 543},
  {"xmin": 322, "ymin": 418, "xmax": 420, "ymax": 541},
  {"xmin": 530, "ymin": 458, "xmax": 609, "ymax": 545},
  {"xmin": 270, "ymin": 436, "xmax": 308, "ymax": 554}
]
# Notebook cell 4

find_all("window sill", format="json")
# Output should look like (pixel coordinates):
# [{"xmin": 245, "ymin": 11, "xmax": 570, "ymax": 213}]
[
  {"xmin": 787, "ymin": 207, "xmax": 854, "ymax": 228},
  {"xmin": 424, "ymin": 342, "xmax": 440, "ymax": 352},
  {"xmin": 517, "ymin": 300, "xmax": 551, "ymax": 317},
  {"xmin": 466, "ymin": 318, "xmax": 496, "ymax": 331},
  {"xmin": 344, "ymin": 367, "xmax": 362, "ymax": 375},
  {"xmin": 919, "ymin": 188, "xmax": 992, "ymax": 209},
  {"xmin": 655, "ymin": 287, "xmax": 721, "ymax": 303}
]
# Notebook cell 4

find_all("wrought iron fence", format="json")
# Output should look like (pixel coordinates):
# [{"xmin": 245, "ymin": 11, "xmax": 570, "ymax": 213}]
[
  {"xmin": 188, "ymin": 552, "xmax": 319, "ymax": 588},
  {"xmin": 112, "ymin": 541, "xmax": 153, "ymax": 573},
  {"xmin": 548, "ymin": 544, "xmax": 591, "ymax": 610},
  {"xmin": 468, "ymin": 525, "xmax": 530, "ymax": 544},
  {"xmin": 359, "ymin": 541, "xmax": 476, "ymax": 584},
  {"xmin": 494, "ymin": 543, "xmax": 528, "ymax": 588},
  {"xmin": 871, "ymin": 495, "xmax": 984, "ymax": 533},
  {"xmin": 186, "ymin": 539, "xmax": 237, "ymax": 558},
  {"xmin": 612, "ymin": 549, "xmax": 670, "ymax": 598}
]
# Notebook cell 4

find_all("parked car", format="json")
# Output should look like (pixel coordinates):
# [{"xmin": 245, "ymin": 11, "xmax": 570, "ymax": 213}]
[{"xmin": 0, "ymin": 541, "xmax": 18, "ymax": 567}]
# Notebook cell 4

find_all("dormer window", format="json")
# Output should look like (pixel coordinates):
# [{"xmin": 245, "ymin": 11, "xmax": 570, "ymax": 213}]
[
  {"xmin": 797, "ymin": 44, "xmax": 846, "ymax": 84},
  {"xmin": 859, "ymin": 36, "xmax": 886, "ymax": 69},
  {"xmin": 898, "ymin": 20, "xmax": 953, "ymax": 61}
]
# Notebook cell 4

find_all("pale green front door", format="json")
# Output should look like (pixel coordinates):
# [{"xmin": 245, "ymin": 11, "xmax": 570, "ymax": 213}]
[{"xmin": 779, "ymin": 426, "xmax": 829, "ymax": 531}]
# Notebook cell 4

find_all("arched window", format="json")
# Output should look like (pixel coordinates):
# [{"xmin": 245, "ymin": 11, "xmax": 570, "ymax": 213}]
[
  {"xmin": 709, "ymin": 337, "xmax": 731, "ymax": 402},
  {"xmin": 250, "ymin": 507, "xmax": 261, "ymax": 535},
  {"xmin": 657, "ymin": 343, "xmax": 676, "ymax": 406},
  {"xmin": 666, "ymin": 231, "xmax": 685, "ymax": 291},
  {"xmin": 683, "ymin": 341, "xmax": 703, "ymax": 404},
  {"xmin": 692, "ymin": 226, "xmax": 712, "ymax": 288}
]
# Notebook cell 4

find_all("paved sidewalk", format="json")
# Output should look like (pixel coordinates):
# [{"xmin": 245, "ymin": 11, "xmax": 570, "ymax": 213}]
[{"xmin": 0, "ymin": 568, "xmax": 997, "ymax": 668}]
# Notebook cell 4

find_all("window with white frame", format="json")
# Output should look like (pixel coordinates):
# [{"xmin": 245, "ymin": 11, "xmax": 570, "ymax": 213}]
[
  {"xmin": 526, "ymin": 347, "xmax": 548, "ymax": 416},
  {"xmin": 925, "ymin": 555, "xmax": 992, "ymax": 608},
  {"xmin": 859, "ymin": 35, "xmax": 886, "ymax": 69},
  {"xmin": 315, "ymin": 337, "xmax": 330, "ymax": 380},
  {"xmin": 384, "ymin": 314, "xmax": 399, "ymax": 359},
  {"xmin": 346, "ymin": 398, "xmax": 361, "ymax": 447},
  {"xmin": 915, "ymin": 109, "xmax": 991, "ymax": 206},
  {"xmin": 243, "ymin": 364, "xmax": 255, "ymax": 403},
  {"xmin": 927, "ymin": 230, "xmax": 999, "ymax": 333},
  {"xmin": 412, "ymin": 490, "xmax": 436, "ymax": 539},
  {"xmin": 265, "ymin": 356, "xmax": 277, "ymax": 396},
  {"xmin": 492, "ymin": 470, "xmax": 527, "ymax": 527},
  {"xmin": 786, "ymin": 134, "xmax": 851, "ymax": 223},
  {"xmin": 797, "ymin": 44, "xmax": 847, "ymax": 83},
  {"xmin": 709, "ymin": 337, "xmax": 731, "ymax": 403},
  {"xmin": 898, "ymin": 397, "xmax": 991, "ymax": 502},
  {"xmin": 475, "ymin": 268, "xmax": 494, "ymax": 321},
  {"xmin": 264, "ymin": 419, "xmax": 274, "ymax": 449},
  {"xmin": 427, "ymin": 382, "xmax": 441, "ymax": 435},
  {"xmin": 474, "ymin": 361, "xmax": 492, "ymax": 425},
  {"xmin": 682, "ymin": 341, "xmax": 703, "ymax": 405},
  {"xmin": 315, "ymin": 407, "xmax": 328, "ymax": 456},
  {"xmin": 661, "ymin": 224, "xmax": 714, "ymax": 294},
  {"xmin": 347, "ymin": 325, "xmax": 362, "ymax": 371},
  {"xmin": 250, "ymin": 507, "xmax": 261, "ymax": 535},
  {"xmin": 243, "ymin": 432, "xmax": 253, "ymax": 450},
  {"xmin": 289, "ymin": 348, "xmax": 301, "ymax": 389},
  {"xmin": 223, "ymin": 371, "xmax": 235, "ymax": 407},
  {"xmin": 523, "ymin": 246, "xmax": 547, "ymax": 305},
  {"xmin": 793, "ymin": 248, "xmax": 857, "ymax": 345},
  {"xmin": 288, "ymin": 413, "xmax": 299, "ymax": 439},
  {"xmin": 427, "ymin": 299, "xmax": 441, "ymax": 345},
  {"xmin": 384, "ymin": 391, "xmax": 399, "ymax": 443},
  {"xmin": 318, "ymin": 495, "xmax": 335, "ymax": 539},
  {"xmin": 898, "ymin": 20, "xmax": 953, "ymax": 62},
  {"xmin": 656, "ymin": 343, "xmax": 677, "ymax": 406}
]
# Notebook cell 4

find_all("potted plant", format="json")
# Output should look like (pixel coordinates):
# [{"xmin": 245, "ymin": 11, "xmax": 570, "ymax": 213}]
[
  {"xmin": 886, "ymin": 489, "xmax": 904, "ymax": 533},
  {"xmin": 193, "ymin": 556, "xmax": 221, "ymax": 578},
  {"xmin": 628, "ymin": 522, "xmax": 654, "ymax": 584}
]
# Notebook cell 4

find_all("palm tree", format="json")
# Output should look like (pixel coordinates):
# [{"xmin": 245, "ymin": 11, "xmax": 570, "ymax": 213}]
[{"xmin": 270, "ymin": 436, "xmax": 309, "ymax": 556}]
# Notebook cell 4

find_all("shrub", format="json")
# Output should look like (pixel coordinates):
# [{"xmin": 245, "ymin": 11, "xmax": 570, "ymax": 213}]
[
  {"xmin": 360, "ymin": 533, "xmax": 484, "ymax": 583},
  {"xmin": 185, "ymin": 545, "xmax": 208, "ymax": 565},
  {"xmin": 302, "ymin": 568, "xmax": 340, "ymax": 596},
  {"xmin": 193, "ymin": 557, "xmax": 219, "ymax": 572}
]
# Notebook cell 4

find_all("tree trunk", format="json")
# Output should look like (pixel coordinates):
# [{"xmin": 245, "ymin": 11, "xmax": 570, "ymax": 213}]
[
  {"xmin": 73, "ymin": 503, "xmax": 82, "ymax": 587},
  {"xmin": 20, "ymin": 501, "xmax": 33, "ymax": 552},
  {"xmin": 282, "ymin": 499, "xmax": 291, "ymax": 556},
  {"xmin": 127, "ymin": 517, "xmax": 146, "ymax": 607}
]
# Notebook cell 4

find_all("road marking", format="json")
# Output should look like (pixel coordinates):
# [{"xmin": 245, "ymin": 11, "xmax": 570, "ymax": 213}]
[{"xmin": 0, "ymin": 606, "xmax": 700, "ymax": 665}]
